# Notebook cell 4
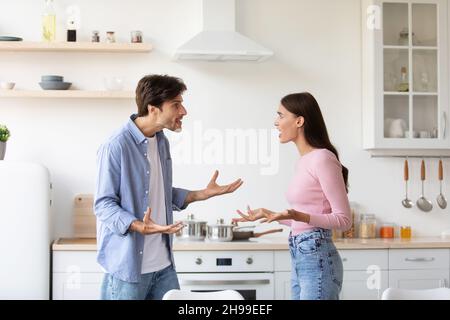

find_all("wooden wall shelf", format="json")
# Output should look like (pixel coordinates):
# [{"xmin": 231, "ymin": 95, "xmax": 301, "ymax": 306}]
[
  {"xmin": 0, "ymin": 41, "xmax": 152, "ymax": 53},
  {"xmin": 0, "ymin": 90, "xmax": 135, "ymax": 99}
]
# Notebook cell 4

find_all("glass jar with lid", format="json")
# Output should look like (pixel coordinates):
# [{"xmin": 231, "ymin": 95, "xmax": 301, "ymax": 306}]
[
  {"xmin": 359, "ymin": 214, "xmax": 377, "ymax": 239},
  {"xmin": 380, "ymin": 223, "xmax": 395, "ymax": 239},
  {"xmin": 400, "ymin": 225, "xmax": 412, "ymax": 239}
]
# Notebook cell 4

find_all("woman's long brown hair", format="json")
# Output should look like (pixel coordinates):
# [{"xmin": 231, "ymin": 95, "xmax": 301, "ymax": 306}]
[{"xmin": 281, "ymin": 92, "xmax": 349, "ymax": 192}]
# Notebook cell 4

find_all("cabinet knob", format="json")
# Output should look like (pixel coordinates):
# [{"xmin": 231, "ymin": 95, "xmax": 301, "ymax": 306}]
[
  {"xmin": 342, "ymin": 258, "xmax": 348, "ymax": 262},
  {"xmin": 246, "ymin": 257, "xmax": 253, "ymax": 265},
  {"xmin": 195, "ymin": 258, "xmax": 202, "ymax": 265}
]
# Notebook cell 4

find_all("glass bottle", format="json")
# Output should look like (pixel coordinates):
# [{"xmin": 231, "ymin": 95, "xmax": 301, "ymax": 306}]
[
  {"xmin": 397, "ymin": 67, "xmax": 409, "ymax": 92},
  {"xmin": 67, "ymin": 20, "xmax": 76, "ymax": 42},
  {"xmin": 91, "ymin": 31, "xmax": 100, "ymax": 43},
  {"xmin": 359, "ymin": 214, "xmax": 377, "ymax": 239},
  {"xmin": 42, "ymin": 0, "xmax": 56, "ymax": 42},
  {"xmin": 420, "ymin": 72, "xmax": 429, "ymax": 92}
]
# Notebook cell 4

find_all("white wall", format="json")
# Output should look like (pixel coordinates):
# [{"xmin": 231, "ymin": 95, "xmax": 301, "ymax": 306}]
[{"xmin": 1, "ymin": 0, "xmax": 449, "ymax": 239}]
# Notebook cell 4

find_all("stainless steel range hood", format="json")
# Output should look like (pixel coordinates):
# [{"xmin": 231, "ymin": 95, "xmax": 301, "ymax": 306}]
[{"xmin": 174, "ymin": 0, "xmax": 274, "ymax": 62}]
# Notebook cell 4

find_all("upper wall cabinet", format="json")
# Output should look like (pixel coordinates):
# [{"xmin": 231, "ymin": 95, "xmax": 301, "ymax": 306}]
[{"xmin": 362, "ymin": 0, "xmax": 449, "ymax": 151}]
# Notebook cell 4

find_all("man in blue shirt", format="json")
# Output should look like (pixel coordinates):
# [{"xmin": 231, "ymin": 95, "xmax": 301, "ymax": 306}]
[{"xmin": 95, "ymin": 74, "xmax": 243, "ymax": 300}]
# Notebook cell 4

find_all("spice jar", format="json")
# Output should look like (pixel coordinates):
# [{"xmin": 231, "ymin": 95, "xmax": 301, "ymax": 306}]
[
  {"xmin": 91, "ymin": 30, "xmax": 100, "ymax": 42},
  {"xmin": 343, "ymin": 208, "xmax": 356, "ymax": 238},
  {"xmin": 106, "ymin": 31, "xmax": 116, "ymax": 43},
  {"xmin": 131, "ymin": 30, "xmax": 143, "ymax": 43},
  {"xmin": 359, "ymin": 214, "xmax": 377, "ymax": 239},
  {"xmin": 380, "ymin": 223, "xmax": 394, "ymax": 239},
  {"xmin": 400, "ymin": 225, "xmax": 412, "ymax": 239}
]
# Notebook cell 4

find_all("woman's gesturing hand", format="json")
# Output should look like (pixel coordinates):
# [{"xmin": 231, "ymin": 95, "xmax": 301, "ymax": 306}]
[
  {"xmin": 233, "ymin": 206, "xmax": 275, "ymax": 222},
  {"xmin": 232, "ymin": 206, "xmax": 286, "ymax": 224},
  {"xmin": 260, "ymin": 209, "xmax": 291, "ymax": 223}
]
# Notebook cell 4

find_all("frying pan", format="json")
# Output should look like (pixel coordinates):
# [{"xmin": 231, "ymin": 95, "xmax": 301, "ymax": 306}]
[{"xmin": 232, "ymin": 228, "xmax": 283, "ymax": 241}]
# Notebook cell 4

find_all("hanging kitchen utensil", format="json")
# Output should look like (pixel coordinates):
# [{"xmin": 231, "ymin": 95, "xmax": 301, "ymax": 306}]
[
  {"xmin": 437, "ymin": 159, "xmax": 447, "ymax": 209},
  {"xmin": 417, "ymin": 159, "xmax": 433, "ymax": 212},
  {"xmin": 232, "ymin": 228, "xmax": 283, "ymax": 241},
  {"xmin": 402, "ymin": 159, "xmax": 413, "ymax": 208}
]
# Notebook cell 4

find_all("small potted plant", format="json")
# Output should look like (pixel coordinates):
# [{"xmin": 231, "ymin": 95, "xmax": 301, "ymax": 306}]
[{"xmin": 0, "ymin": 124, "xmax": 10, "ymax": 160}]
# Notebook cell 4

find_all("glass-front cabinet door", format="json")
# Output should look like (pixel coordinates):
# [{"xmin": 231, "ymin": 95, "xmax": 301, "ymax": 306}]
[{"xmin": 363, "ymin": 0, "xmax": 449, "ymax": 150}]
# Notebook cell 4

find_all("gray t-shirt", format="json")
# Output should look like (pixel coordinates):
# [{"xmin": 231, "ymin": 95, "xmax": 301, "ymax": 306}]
[{"xmin": 141, "ymin": 136, "xmax": 171, "ymax": 274}]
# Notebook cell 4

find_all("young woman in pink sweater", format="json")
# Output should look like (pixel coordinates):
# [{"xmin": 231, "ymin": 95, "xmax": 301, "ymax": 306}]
[{"xmin": 234, "ymin": 92, "xmax": 351, "ymax": 300}]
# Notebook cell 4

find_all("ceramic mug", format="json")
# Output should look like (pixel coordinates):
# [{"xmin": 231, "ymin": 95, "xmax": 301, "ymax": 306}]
[{"xmin": 389, "ymin": 119, "xmax": 407, "ymax": 138}]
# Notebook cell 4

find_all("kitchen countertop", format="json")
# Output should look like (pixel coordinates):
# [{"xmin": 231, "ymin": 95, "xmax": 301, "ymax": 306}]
[{"xmin": 52, "ymin": 237, "xmax": 450, "ymax": 251}]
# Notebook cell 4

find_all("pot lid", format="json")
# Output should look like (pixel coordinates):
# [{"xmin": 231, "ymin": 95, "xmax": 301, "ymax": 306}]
[
  {"xmin": 208, "ymin": 218, "xmax": 234, "ymax": 227},
  {"xmin": 182, "ymin": 213, "xmax": 207, "ymax": 224}
]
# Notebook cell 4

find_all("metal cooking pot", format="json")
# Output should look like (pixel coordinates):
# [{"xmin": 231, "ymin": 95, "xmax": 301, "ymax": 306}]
[
  {"xmin": 175, "ymin": 213, "xmax": 207, "ymax": 241},
  {"xmin": 207, "ymin": 218, "xmax": 234, "ymax": 242}
]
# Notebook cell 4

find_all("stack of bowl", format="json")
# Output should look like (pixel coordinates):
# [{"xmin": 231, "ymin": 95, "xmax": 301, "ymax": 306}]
[{"xmin": 39, "ymin": 75, "xmax": 72, "ymax": 90}]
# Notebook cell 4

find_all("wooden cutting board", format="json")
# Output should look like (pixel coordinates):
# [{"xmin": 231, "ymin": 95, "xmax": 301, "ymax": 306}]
[{"xmin": 73, "ymin": 194, "xmax": 96, "ymax": 238}]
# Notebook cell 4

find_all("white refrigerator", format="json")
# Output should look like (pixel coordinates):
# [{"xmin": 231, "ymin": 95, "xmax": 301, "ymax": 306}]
[{"xmin": 0, "ymin": 161, "xmax": 52, "ymax": 299}]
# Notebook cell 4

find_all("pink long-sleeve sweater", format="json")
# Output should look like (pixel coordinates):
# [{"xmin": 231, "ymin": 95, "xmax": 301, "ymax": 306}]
[{"xmin": 281, "ymin": 148, "xmax": 352, "ymax": 236}]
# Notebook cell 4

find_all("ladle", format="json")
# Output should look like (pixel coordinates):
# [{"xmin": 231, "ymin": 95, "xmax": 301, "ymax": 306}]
[
  {"xmin": 437, "ymin": 159, "xmax": 447, "ymax": 209},
  {"xmin": 402, "ymin": 159, "xmax": 413, "ymax": 209},
  {"xmin": 417, "ymin": 160, "xmax": 433, "ymax": 212}
]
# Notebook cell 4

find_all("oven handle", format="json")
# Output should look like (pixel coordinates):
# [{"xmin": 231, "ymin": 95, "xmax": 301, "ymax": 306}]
[{"xmin": 179, "ymin": 279, "xmax": 271, "ymax": 286}]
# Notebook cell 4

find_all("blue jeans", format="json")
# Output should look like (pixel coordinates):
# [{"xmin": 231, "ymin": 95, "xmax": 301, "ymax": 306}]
[
  {"xmin": 289, "ymin": 228, "xmax": 343, "ymax": 300},
  {"xmin": 100, "ymin": 264, "xmax": 179, "ymax": 300}
]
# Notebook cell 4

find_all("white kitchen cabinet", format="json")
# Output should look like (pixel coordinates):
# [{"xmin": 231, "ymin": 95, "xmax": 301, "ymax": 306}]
[
  {"xmin": 362, "ymin": 0, "xmax": 450, "ymax": 151},
  {"xmin": 52, "ymin": 251, "xmax": 103, "ymax": 300},
  {"xmin": 53, "ymin": 273, "xmax": 104, "ymax": 300},
  {"xmin": 52, "ymin": 247, "xmax": 450, "ymax": 300},
  {"xmin": 340, "ymin": 250, "xmax": 389, "ymax": 300},
  {"xmin": 340, "ymin": 249, "xmax": 388, "ymax": 270},
  {"xmin": 389, "ymin": 269, "xmax": 448, "ymax": 289},
  {"xmin": 389, "ymin": 248, "xmax": 449, "ymax": 269},
  {"xmin": 274, "ymin": 272, "xmax": 291, "ymax": 300},
  {"xmin": 274, "ymin": 268, "xmax": 390, "ymax": 301},
  {"xmin": 388, "ymin": 249, "xmax": 450, "ymax": 289},
  {"xmin": 341, "ymin": 270, "xmax": 389, "ymax": 300},
  {"xmin": 274, "ymin": 252, "xmax": 292, "ymax": 299},
  {"xmin": 274, "ymin": 251, "xmax": 291, "ymax": 272},
  {"xmin": 273, "ymin": 250, "xmax": 389, "ymax": 300}
]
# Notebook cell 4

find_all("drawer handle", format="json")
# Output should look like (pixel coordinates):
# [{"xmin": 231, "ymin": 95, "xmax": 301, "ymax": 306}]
[
  {"xmin": 180, "ymin": 280, "xmax": 270, "ymax": 286},
  {"xmin": 342, "ymin": 258, "xmax": 348, "ymax": 262},
  {"xmin": 405, "ymin": 257, "xmax": 435, "ymax": 262}
]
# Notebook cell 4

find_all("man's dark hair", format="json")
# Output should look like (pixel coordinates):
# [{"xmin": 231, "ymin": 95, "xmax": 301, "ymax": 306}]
[{"xmin": 135, "ymin": 74, "xmax": 187, "ymax": 116}]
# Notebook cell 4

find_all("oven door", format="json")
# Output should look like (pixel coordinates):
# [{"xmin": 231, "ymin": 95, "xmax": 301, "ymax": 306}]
[{"xmin": 177, "ymin": 272, "xmax": 274, "ymax": 300}]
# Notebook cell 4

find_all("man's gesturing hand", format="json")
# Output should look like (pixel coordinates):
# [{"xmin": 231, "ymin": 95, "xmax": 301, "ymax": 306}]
[{"xmin": 130, "ymin": 207, "xmax": 184, "ymax": 235}]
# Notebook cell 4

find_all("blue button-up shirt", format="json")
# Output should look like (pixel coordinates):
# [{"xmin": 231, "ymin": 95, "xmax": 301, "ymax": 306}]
[{"xmin": 94, "ymin": 114, "xmax": 190, "ymax": 283}]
